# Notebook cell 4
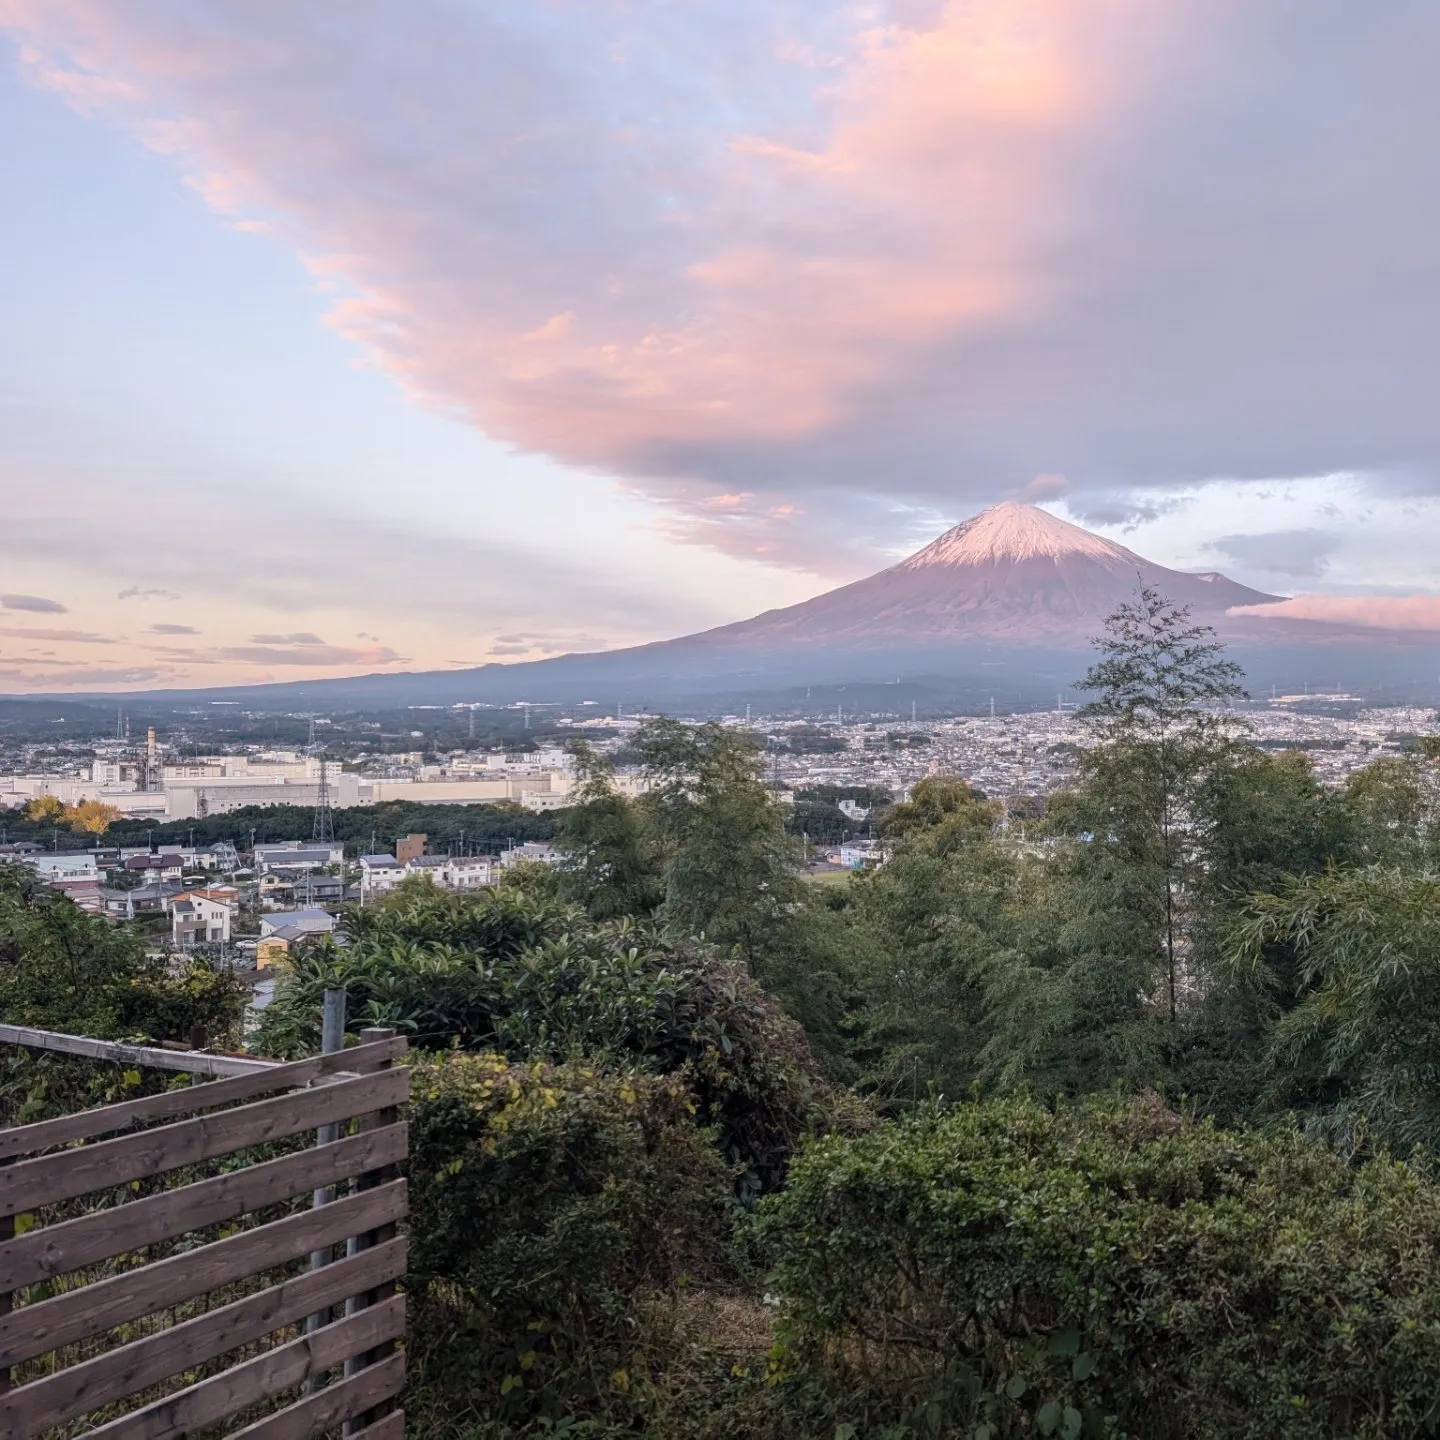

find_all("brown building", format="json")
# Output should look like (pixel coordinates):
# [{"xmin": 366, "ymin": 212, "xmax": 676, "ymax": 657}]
[{"xmin": 395, "ymin": 833, "xmax": 428, "ymax": 865}]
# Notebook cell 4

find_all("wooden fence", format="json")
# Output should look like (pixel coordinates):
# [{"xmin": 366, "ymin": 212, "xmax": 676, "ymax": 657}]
[{"xmin": 0, "ymin": 1027, "xmax": 409, "ymax": 1438}]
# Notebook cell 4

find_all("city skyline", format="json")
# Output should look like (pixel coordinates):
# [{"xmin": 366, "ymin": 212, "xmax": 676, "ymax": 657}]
[{"xmin": 4, "ymin": 3, "xmax": 1440, "ymax": 692}]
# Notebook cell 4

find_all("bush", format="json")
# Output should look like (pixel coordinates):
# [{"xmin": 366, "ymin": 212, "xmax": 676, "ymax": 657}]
[
  {"xmin": 0, "ymin": 862, "xmax": 244, "ymax": 1045},
  {"xmin": 403, "ymin": 1052, "xmax": 734, "ymax": 1433},
  {"xmin": 258, "ymin": 884, "xmax": 860, "ymax": 1196},
  {"xmin": 756, "ymin": 1094, "xmax": 1440, "ymax": 1439}
]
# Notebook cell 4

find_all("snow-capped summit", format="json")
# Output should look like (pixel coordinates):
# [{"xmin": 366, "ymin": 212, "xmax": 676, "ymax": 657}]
[
  {"xmin": 679, "ymin": 501, "xmax": 1283, "ymax": 650},
  {"xmin": 901, "ymin": 502, "xmax": 1134, "ymax": 569}
]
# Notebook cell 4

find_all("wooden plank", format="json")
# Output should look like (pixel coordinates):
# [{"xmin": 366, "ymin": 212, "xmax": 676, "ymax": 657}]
[
  {"xmin": 2, "ymin": 1121, "xmax": 406, "ymax": 1292},
  {"xmin": 0, "ymin": 1066, "xmax": 408, "ymax": 1217},
  {"xmin": 348, "ymin": 1408, "xmax": 404, "ymax": 1440},
  {"xmin": 226, "ymin": 1351, "xmax": 405, "ymax": 1440},
  {"xmin": 81, "ymin": 1296, "xmax": 405, "ymax": 1440},
  {"xmin": 0, "ymin": 1036, "xmax": 407, "ymax": 1161},
  {"xmin": 1, "ymin": 1237, "xmax": 406, "ymax": 1435},
  {"xmin": 0, "ymin": 1024, "xmax": 274, "ymax": 1077},
  {"xmin": 0, "ymin": 1180, "xmax": 406, "ymax": 1368}
]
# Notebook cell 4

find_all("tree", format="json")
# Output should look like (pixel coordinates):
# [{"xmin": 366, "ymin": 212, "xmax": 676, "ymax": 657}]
[
  {"xmin": 1075, "ymin": 585, "xmax": 1246, "ymax": 1023},
  {"xmin": 635, "ymin": 718, "xmax": 800, "ymax": 968},
  {"xmin": 552, "ymin": 744, "xmax": 663, "ymax": 920},
  {"xmin": 66, "ymin": 799, "xmax": 122, "ymax": 837},
  {"xmin": 1177, "ymin": 747, "xmax": 1351, "ymax": 1121},
  {"xmin": 1230, "ymin": 866, "xmax": 1440, "ymax": 1154},
  {"xmin": 0, "ymin": 862, "xmax": 243, "ymax": 1046},
  {"xmin": 23, "ymin": 794, "xmax": 63, "ymax": 823}
]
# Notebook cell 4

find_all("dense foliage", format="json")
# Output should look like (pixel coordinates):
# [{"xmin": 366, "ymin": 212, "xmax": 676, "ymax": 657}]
[
  {"xmin": 404, "ymin": 1053, "xmax": 734, "ymax": 1434},
  {"xmin": 0, "ymin": 861, "xmax": 242, "ymax": 1044},
  {"xmin": 0, "ymin": 861, "xmax": 246, "ymax": 1126},
  {"xmin": 0, "ymin": 798, "xmax": 560, "ymax": 855},
  {"xmin": 257, "ymin": 880, "xmax": 855, "ymax": 1196},
  {"xmin": 759, "ymin": 1093, "xmax": 1440, "ymax": 1439}
]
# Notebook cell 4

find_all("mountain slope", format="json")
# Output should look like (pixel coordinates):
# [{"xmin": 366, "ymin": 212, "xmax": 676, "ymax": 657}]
[{"xmin": 680, "ymin": 503, "xmax": 1282, "ymax": 650}]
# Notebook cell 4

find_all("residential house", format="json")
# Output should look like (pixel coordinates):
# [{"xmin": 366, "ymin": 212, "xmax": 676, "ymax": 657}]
[
  {"xmin": 498, "ymin": 842, "xmax": 560, "ymax": 869},
  {"xmin": 26, "ymin": 852, "xmax": 99, "ymax": 883},
  {"xmin": 359, "ymin": 854, "xmax": 404, "ymax": 902},
  {"xmin": 403, "ymin": 855, "xmax": 448, "ymax": 884},
  {"xmin": 252, "ymin": 841, "xmax": 344, "ymax": 874},
  {"xmin": 442, "ymin": 856, "xmax": 494, "ymax": 890},
  {"xmin": 127, "ymin": 879, "xmax": 185, "ymax": 914},
  {"xmin": 257, "ymin": 872, "xmax": 297, "ymax": 907},
  {"xmin": 259, "ymin": 908, "xmax": 336, "ymax": 939},
  {"xmin": 838, "ymin": 842, "xmax": 883, "ymax": 870},
  {"xmin": 123, "ymin": 853, "xmax": 185, "ymax": 883},
  {"xmin": 99, "ymin": 886, "xmax": 139, "ymax": 920},
  {"xmin": 295, "ymin": 871, "xmax": 345, "ymax": 905},
  {"xmin": 51, "ymin": 877, "xmax": 103, "ymax": 913},
  {"xmin": 171, "ymin": 890, "xmax": 234, "ymax": 948},
  {"xmin": 203, "ymin": 840, "xmax": 242, "ymax": 871}
]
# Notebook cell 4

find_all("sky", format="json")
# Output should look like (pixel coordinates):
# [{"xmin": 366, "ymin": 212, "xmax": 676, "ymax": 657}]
[{"xmin": 2, "ymin": 1, "xmax": 1440, "ymax": 692}]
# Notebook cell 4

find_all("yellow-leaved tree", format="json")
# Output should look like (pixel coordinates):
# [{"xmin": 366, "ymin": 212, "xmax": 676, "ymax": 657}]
[{"xmin": 66, "ymin": 800, "xmax": 123, "ymax": 836}]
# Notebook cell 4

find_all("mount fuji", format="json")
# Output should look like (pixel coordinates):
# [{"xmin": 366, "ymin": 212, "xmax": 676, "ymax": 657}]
[
  {"xmin": 678, "ymin": 502, "xmax": 1281, "ymax": 650},
  {"xmin": 77, "ymin": 504, "xmax": 1440, "ymax": 707}
]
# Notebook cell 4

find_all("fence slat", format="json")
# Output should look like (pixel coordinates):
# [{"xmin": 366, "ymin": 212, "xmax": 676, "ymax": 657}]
[
  {"xmin": 0, "ymin": 1037, "xmax": 406, "ymax": 1161},
  {"xmin": 0, "ymin": 1179, "xmax": 406, "ymax": 1368},
  {"xmin": 2, "ymin": 1122, "xmax": 407, "ymax": 1291},
  {"xmin": 0, "ymin": 1024, "xmax": 275, "ymax": 1077},
  {"xmin": 0, "ymin": 1066, "xmax": 408, "ymax": 1217},
  {"xmin": 225, "ymin": 1352, "xmax": 405, "ymax": 1440},
  {"xmin": 1, "ymin": 1236, "xmax": 406, "ymax": 1435},
  {"xmin": 80, "ymin": 1295, "xmax": 405, "ymax": 1440},
  {"xmin": 347, "ymin": 1408, "xmax": 405, "ymax": 1440}
]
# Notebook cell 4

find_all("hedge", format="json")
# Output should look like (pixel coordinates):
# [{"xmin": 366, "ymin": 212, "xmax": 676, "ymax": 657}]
[
  {"xmin": 755, "ymin": 1093, "xmax": 1440, "ymax": 1439},
  {"xmin": 402, "ymin": 1052, "xmax": 735, "ymax": 1433}
]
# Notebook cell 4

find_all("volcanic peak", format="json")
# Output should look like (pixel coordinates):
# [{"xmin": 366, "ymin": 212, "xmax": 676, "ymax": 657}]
[{"xmin": 901, "ymin": 501, "xmax": 1135, "ymax": 569}]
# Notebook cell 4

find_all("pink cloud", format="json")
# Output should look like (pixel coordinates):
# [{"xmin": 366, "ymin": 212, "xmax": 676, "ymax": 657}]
[
  {"xmin": 1231, "ymin": 595, "xmax": 1440, "ymax": 633},
  {"xmin": 6, "ymin": 3, "xmax": 1440, "ymax": 571}
]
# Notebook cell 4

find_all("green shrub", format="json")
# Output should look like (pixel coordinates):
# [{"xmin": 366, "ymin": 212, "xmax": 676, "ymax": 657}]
[
  {"xmin": 0, "ymin": 861, "xmax": 244, "ymax": 1046},
  {"xmin": 756, "ymin": 1093, "xmax": 1440, "ymax": 1439},
  {"xmin": 404, "ymin": 1051, "xmax": 735, "ymax": 1433},
  {"xmin": 259, "ymin": 885, "xmax": 861, "ymax": 1196}
]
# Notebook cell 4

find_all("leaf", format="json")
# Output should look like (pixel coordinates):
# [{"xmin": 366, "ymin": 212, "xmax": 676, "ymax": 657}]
[
  {"xmin": 1005, "ymin": 1374, "xmax": 1029, "ymax": 1399},
  {"xmin": 500, "ymin": 1374, "xmax": 522, "ymax": 1395},
  {"xmin": 1037, "ymin": 1401, "xmax": 1062, "ymax": 1436},
  {"xmin": 121, "ymin": 1068, "xmax": 142, "ymax": 1088},
  {"xmin": 1047, "ymin": 1327, "xmax": 1080, "ymax": 1358},
  {"xmin": 1072, "ymin": 1352, "xmax": 1096, "ymax": 1382},
  {"xmin": 974, "ymin": 1426, "xmax": 994, "ymax": 1440},
  {"xmin": 13, "ymin": 1212, "xmax": 36, "ymax": 1238},
  {"xmin": 835, "ymin": 1425, "xmax": 858, "ymax": 1440},
  {"xmin": 1061, "ymin": 1405, "xmax": 1083, "ymax": 1440}
]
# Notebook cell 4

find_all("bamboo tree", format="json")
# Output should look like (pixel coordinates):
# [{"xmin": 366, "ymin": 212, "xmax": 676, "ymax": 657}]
[{"xmin": 1076, "ymin": 585, "xmax": 1246, "ymax": 1023}]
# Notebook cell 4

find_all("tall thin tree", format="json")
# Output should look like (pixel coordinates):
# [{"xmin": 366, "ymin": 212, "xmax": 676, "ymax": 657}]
[{"xmin": 1077, "ymin": 585, "xmax": 1246, "ymax": 1022}]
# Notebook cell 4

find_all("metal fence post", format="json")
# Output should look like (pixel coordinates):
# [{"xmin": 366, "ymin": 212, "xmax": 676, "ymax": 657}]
[{"xmin": 304, "ymin": 987, "xmax": 347, "ymax": 1379}]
